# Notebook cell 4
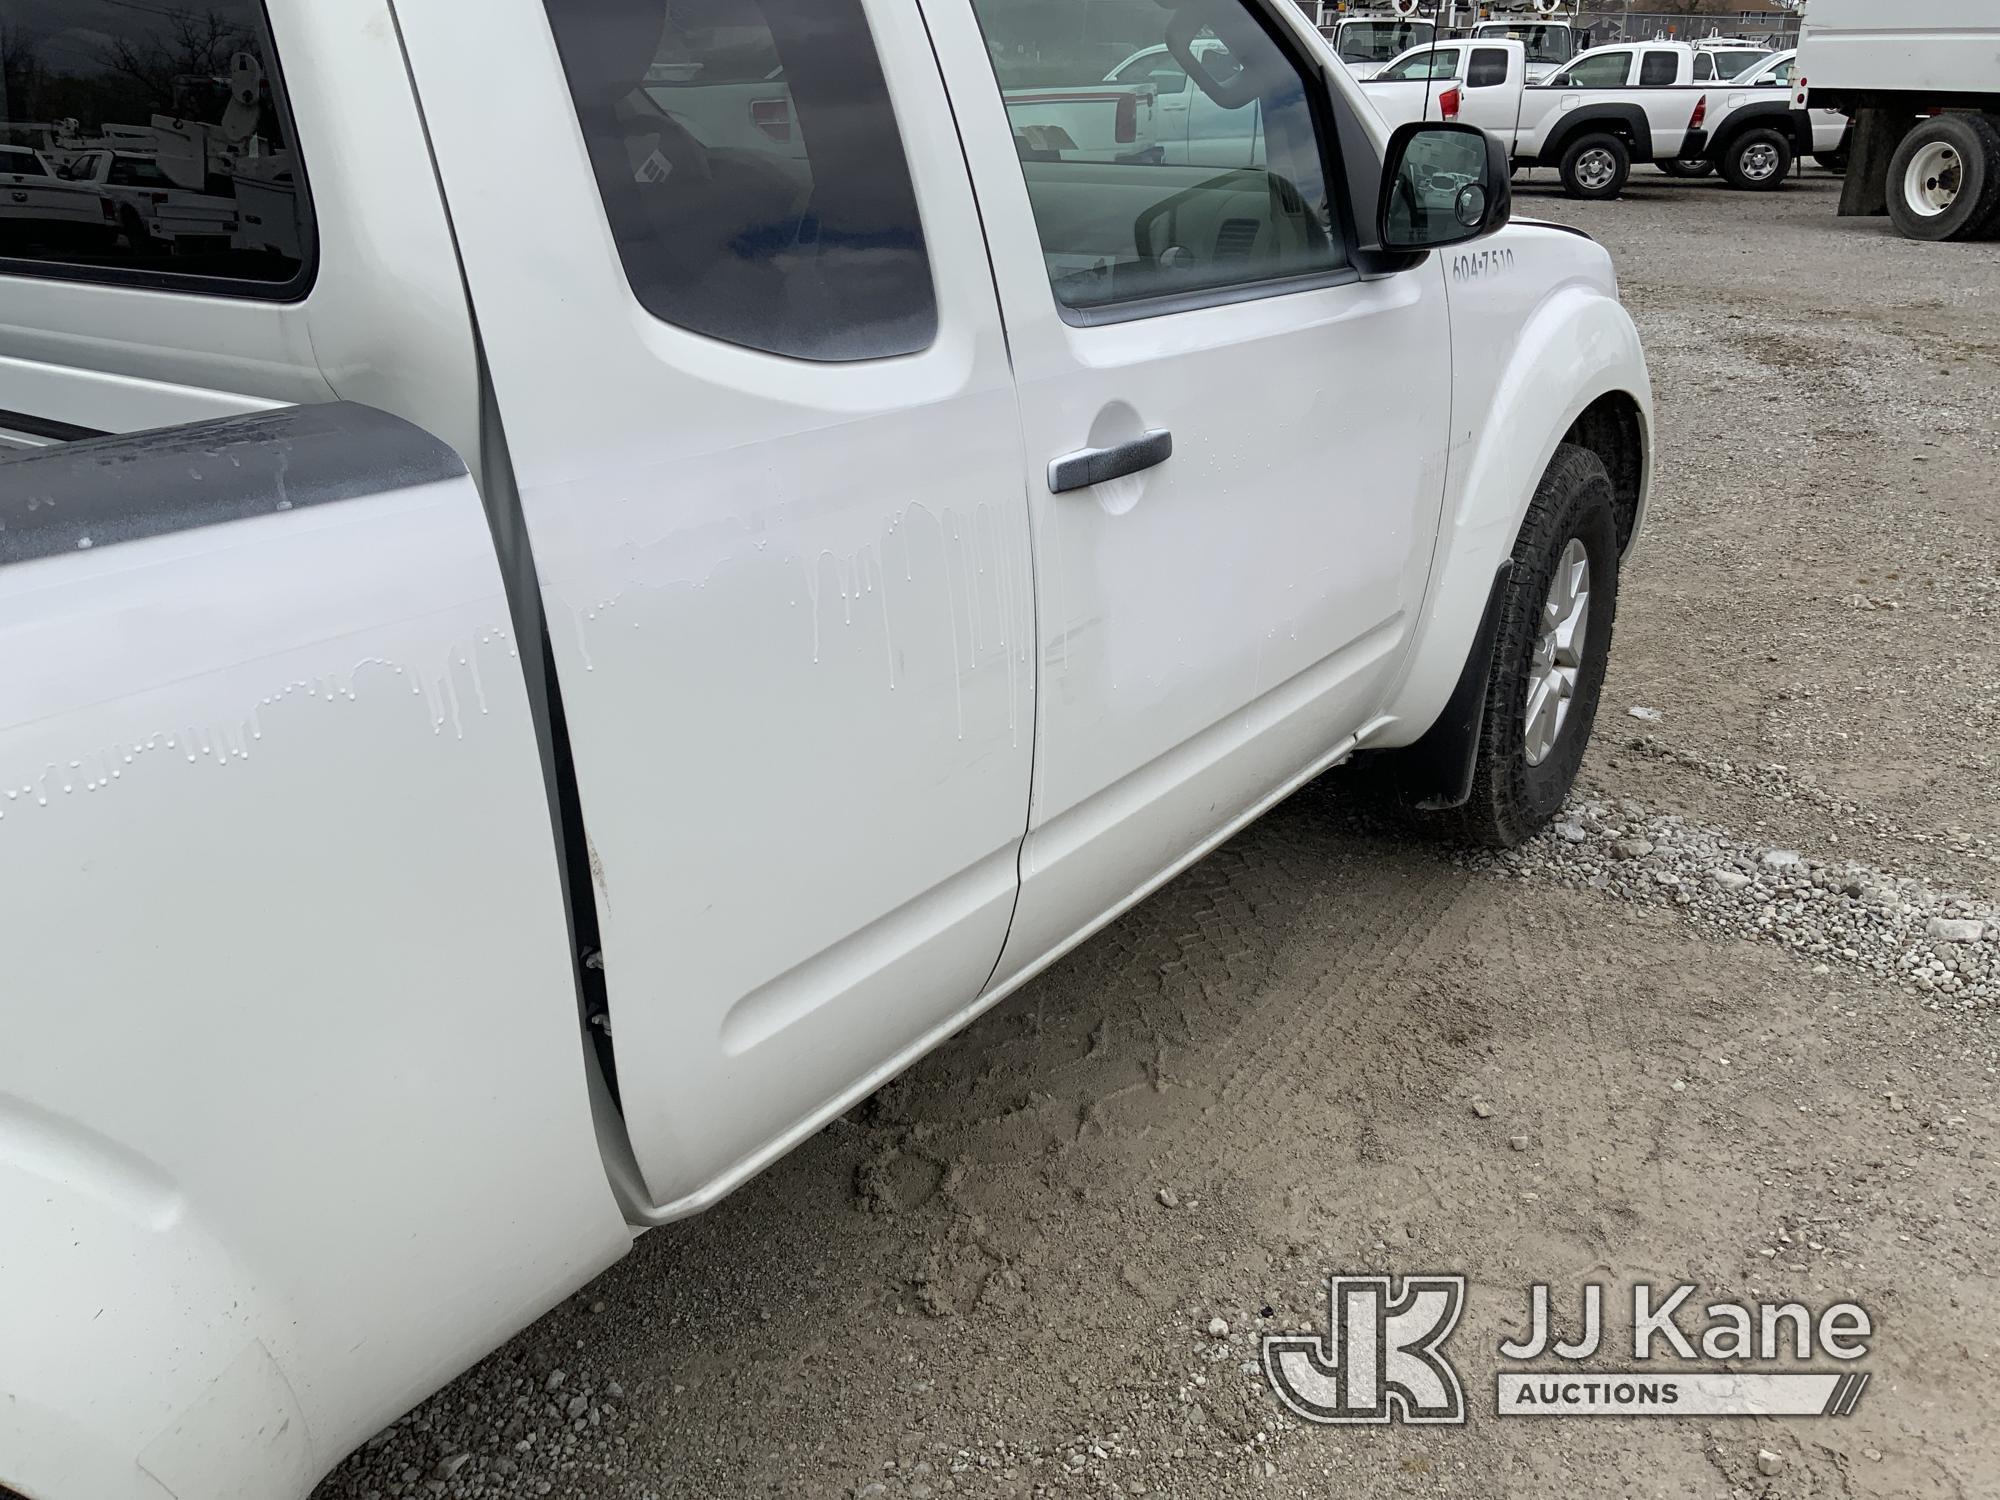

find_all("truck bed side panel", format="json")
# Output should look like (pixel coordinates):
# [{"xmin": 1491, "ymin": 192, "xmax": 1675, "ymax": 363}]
[{"xmin": 0, "ymin": 404, "xmax": 631, "ymax": 1500}]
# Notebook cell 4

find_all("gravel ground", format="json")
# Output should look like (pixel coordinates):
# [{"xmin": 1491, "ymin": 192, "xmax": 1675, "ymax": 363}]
[{"xmin": 316, "ymin": 172, "xmax": 1999, "ymax": 1500}]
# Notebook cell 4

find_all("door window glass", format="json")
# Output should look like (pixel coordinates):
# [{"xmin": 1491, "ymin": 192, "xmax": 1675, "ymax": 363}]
[
  {"xmin": 0, "ymin": 0, "xmax": 311, "ymax": 295},
  {"xmin": 543, "ymin": 0, "xmax": 937, "ymax": 361},
  {"xmin": 1379, "ymin": 49, "xmax": 1463, "ymax": 84},
  {"xmin": 968, "ymin": 0, "xmax": 1347, "ymax": 316},
  {"xmin": 1467, "ymin": 49, "xmax": 1510, "ymax": 89},
  {"xmin": 1693, "ymin": 52, "xmax": 1716, "ymax": 81},
  {"xmin": 1638, "ymin": 51, "xmax": 1679, "ymax": 86},
  {"xmin": 1553, "ymin": 50, "xmax": 1631, "ymax": 88}
]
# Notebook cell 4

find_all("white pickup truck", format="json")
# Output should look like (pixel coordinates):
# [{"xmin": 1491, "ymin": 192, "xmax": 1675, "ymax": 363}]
[
  {"xmin": 1681, "ymin": 50, "xmax": 1850, "ymax": 189},
  {"xmin": 1794, "ymin": 0, "xmax": 2000, "ymax": 241},
  {"xmin": 1003, "ymin": 38, "xmax": 1264, "ymax": 167},
  {"xmin": 53, "ymin": 149, "xmax": 242, "ymax": 253},
  {"xmin": 0, "ymin": 1, "xmax": 1651, "ymax": 1497},
  {"xmin": 1362, "ymin": 38, "xmax": 1711, "ymax": 199},
  {"xmin": 0, "ymin": 146, "xmax": 116, "ymax": 253}
]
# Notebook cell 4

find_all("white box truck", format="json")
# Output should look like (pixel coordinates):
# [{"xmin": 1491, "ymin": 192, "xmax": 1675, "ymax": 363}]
[{"xmin": 1794, "ymin": 0, "xmax": 2000, "ymax": 240}]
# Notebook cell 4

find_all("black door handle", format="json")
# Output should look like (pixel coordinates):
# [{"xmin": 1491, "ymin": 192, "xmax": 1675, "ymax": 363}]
[{"xmin": 1048, "ymin": 429, "xmax": 1174, "ymax": 494}]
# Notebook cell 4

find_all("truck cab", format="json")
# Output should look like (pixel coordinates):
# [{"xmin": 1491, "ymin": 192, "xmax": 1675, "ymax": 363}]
[
  {"xmin": 1329, "ymin": 15, "xmax": 1437, "ymax": 80},
  {"xmin": 1470, "ymin": 19, "xmax": 1576, "ymax": 84},
  {"xmin": 0, "ymin": 2, "xmax": 1651, "ymax": 1496}
]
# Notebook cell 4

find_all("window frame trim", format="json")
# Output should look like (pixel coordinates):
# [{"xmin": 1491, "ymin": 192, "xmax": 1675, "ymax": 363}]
[{"xmin": 0, "ymin": 0, "xmax": 319, "ymax": 304}]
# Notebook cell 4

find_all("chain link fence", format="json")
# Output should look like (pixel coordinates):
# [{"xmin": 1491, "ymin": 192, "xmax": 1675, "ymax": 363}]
[
  {"xmin": 1295, "ymin": 5, "xmax": 1801, "ymax": 48},
  {"xmin": 1572, "ymin": 10, "xmax": 1800, "ymax": 47}
]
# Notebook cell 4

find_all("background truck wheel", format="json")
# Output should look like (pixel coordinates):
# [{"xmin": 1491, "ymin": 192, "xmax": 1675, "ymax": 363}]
[
  {"xmin": 1657, "ymin": 158, "xmax": 1714, "ymax": 179},
  {"xmin": 118, "ymin": 206, "xmax": 163, "ymax": 254},
  {"xmin": 1885, "ymin": 113, "xmax": 2000, "ymax": 241},
  {"xmin": 1560, "ymin": 133, "xmax": 1630, "ymax": 200},
  {"xmin": 1719, "ymin": 127, "xmax": 1793, "ymax": 191},
  {"xmin": 1814, "ymin": 150, "xmax": 1849, "ymax": 175},
  {"xmin": 1445, "ymin": 445, "xmax": 1619, "ymax": 849}
]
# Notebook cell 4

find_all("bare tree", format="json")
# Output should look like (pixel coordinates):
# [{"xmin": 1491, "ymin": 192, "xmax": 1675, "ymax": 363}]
[
  {"xmin": 97, "ymin": 6, "xmax": 251, "ymax": 108},
  {"xmin": 0, "ymin": 20, "xmax": 43, "ymax": 126}
]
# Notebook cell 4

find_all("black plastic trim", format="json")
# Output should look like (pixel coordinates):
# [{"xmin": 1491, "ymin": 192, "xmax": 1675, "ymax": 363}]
[
  {"xmin": 1540, "ymin": 104, "xmax": 1657, "ymax": 166},
  {"xmin": 1049, "ymin": 429, "xmax": 1173, "ymax": 492},
  {"xmin": 1058, "ymin": 264, "xmax": 1364, "ymax": 327},
  {"xmin": 1704, "ymin": 98, "xmax": 1809, "ymax": 157},
  {"xmin": 0, "ymin": 403, "xmax": 464, "ymax": 566},
  {"xmin": 1395, "ymin": 560, "xmax": 1514, "ymax": 812},
  {"xmin": 0, "ymin": 408, "xmax": 106, "ymax": 443},
  {"xmin": 1512, "ymin": 216, "xmax": 1595, "ymax": 242}
]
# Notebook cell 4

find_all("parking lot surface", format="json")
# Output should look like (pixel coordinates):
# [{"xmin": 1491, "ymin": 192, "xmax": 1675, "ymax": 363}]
[{"xmin": 319, "ymin": 172, "xmax": 1999, "ymax": 1500}]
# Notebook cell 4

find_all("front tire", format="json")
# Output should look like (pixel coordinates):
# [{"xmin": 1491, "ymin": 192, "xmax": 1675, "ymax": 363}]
[
  {"xmin": 1446, "ymin": 445, "xmax": 1619, "ymax": 849},
  {"xmin": 1813, "ymin": 150, "xmax": 1848, "ymax": 175},
  {"xmin": 1719, "ymin": 126, "xmax": 1793, "ymax": 191},
  {"xmin": 1884, "ymin": 113, "xmax": 2000, "ymax": 242},
  {"xmin": 1657, "ymin": 158, "xmax": 1714, "ymax": 179},
  {"xmin": 1560, "ymin": 132, "xmax": 1630, "ymax": 200}
]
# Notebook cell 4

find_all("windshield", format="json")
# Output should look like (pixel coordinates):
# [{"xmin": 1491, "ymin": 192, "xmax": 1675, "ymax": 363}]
[
  {"xmin": 1475, "ymin": 24, "xmax": 1572, "ymax": 66},
  {"xmin": 1378, "ymin": 47, "xmax": 1462, "ymax": 84},
  {"xmin": 1339, "ymin": 22, "xmax": 1433, "ymax": 65}
]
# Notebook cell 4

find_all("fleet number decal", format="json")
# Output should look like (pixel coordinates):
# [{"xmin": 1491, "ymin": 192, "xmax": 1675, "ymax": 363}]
[{"xmin": 1452, "ymin": 247, "xmax": 1515, "ymax": 284}]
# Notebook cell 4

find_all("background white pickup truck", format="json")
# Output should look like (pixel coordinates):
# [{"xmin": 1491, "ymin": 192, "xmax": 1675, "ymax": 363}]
[
  {"xmin": 0, "ymin": 146, "xmax": 116, "ymax": 253},
  {"xmin": 1327, "ymin": 15, "xmax": 1436, "ymax": 80},
  {"xmin": 1361, "ymin": 38, "xmax": 1711, "ymax": 199},
  {"xmin": 1682, "ymin": 51, "xmax": 1850, "ymax": 190},
  {"xmin": 0, "ymin": 1, "xmax": 1650, "ymax": 1497}
]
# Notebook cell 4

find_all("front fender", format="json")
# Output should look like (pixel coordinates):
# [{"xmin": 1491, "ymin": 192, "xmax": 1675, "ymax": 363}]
[{"xmin": 1371, "ymin": 243, "xmax": 1652, "ymax": 749}]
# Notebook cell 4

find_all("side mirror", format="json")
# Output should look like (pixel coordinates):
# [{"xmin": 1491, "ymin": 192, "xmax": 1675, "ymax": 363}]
[{"xmin": 1378, "ymin": 121, "xmax": 1511, "ymax": 253}]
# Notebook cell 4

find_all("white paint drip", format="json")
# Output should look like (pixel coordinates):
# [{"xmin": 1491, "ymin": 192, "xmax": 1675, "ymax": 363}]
[{"xmin": 0, "ymin": 628, "xmax": 513, "ymax": 829}]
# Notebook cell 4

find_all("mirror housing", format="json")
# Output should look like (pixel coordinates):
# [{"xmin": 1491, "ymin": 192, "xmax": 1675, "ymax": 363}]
[
  {"xmin": 1163, "ymin": 5, "xmax": 1264, "ymax": 111},
  {"xmin": 1377, "ymin": 121, "xmax": 1512, "ymax": 253}
]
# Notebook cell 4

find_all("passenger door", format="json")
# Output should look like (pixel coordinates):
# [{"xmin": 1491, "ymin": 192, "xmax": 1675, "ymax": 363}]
[
  {"xmin": 931, "ymin": 0, "xmax": 1452, "ymax": 986},
  {"xmin": 396, "ymin": 0, "xmax": 1036, "ymax": 1213},
  {"xmin": 1462, "ymin": 45, "xmax": 1524, "ymax": 138},
  {"xmin": 1550, "ymin": 48, "xmax": 1635, "ymax": 89}
]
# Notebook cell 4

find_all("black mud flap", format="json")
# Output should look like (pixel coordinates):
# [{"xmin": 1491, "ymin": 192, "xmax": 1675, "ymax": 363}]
[{"xmin": 1394, "ymin": 561, "xmax": 1513, "ymax": 812}]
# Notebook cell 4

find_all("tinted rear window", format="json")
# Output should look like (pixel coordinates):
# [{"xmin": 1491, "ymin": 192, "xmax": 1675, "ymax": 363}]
[
  {"xmin": 544, "ymin": 0, "xmax": 938, "ymax": 362},
  {"xmin": 0, "ymin": 0, "xmax": 313, "ymax": 295},
  {"xmin": 1468, "ymin": 48, "xmax": 1510, "ymax": 88}
]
